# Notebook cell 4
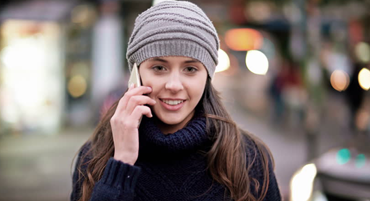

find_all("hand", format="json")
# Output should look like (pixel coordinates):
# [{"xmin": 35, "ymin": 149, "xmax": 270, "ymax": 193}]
[{"xmin": 110, "ymin": 84, "xmax": 156, "ymax": 165}]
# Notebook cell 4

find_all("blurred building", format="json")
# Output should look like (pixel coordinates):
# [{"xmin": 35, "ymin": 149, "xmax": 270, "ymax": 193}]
[
  {"xmin": 0, "ymin": 0, "xmax": 104, "ymax": 135},
  {"xmin": 0, "ymin": 0, "xmax": 77, "ymax": 135}
]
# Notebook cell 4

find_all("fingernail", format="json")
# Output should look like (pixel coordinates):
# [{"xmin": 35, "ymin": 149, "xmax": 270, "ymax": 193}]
[
  {"xmin": 147, "ymin": 87, "xmax": 152, "ymax": 90},
  {"xmin": 130, "ymin": 83, "xmax": 134, "ymax": 89}
]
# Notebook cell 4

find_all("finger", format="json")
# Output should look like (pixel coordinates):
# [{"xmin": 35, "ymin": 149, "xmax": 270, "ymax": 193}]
[
  {"xmin": 125, "ymin": 95, "xmax": 156, "ymax": 114},
  {"xmin": 132, "ymin": 105, "xmax": 152, "ymax": 120},
  {"xmin": 116, "ymin": 86, "xmax": 152, "ymax": 111}
]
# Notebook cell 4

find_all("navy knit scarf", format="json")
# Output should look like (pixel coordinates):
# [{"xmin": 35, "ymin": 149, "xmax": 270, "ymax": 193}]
[{"xmin": 138, "ymin": 115, "xmax": 211, "ymax": 159}]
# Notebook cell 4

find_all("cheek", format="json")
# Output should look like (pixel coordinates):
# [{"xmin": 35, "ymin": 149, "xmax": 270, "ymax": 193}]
[
  {"xmin": 194, "ymin": 88, "xmax": 205, "ymax": 101},
  {"xmin": 141, "ymin": 80, "xmax": 159, "ymax": 99},
  {"xmin": 140, "ymin": 72, "xmax": 153, "ymax": 89},
  {"xmin": 189, "ymin": 79, "xmax": 206, "ymax": 100}
]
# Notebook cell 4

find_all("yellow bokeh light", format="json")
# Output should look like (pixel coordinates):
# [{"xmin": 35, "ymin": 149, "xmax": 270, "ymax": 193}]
[
  {"xmin": 225, "ymin": 28, "xmax": 263, "ymax": 51},
  {"xmin": 72, "ymin": 5, "xmax": 89, "ymax": 24},
  {"xmin": 358, "ymin": 68, "xmax": 370, "ymax": 90},
  {"xmin": 71, "ymin": 4, "xmax": 96, "ymax": 28},
  {"xmin": 330, "ymin": 70, "xmax": 349, "ymax": 92},
  {"xmin": 68, "ymin": 75, "xmax": 87, "ymax": 98},
  {"xmin": 245, "ymin": 50, "xmax": 269, "ymax": 75},
  {"xmin": 216, "ymin": 49, "xmax": 230, "ymax": 73}
]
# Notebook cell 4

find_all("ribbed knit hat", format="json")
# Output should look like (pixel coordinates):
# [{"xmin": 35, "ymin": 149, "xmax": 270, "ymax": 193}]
[{"xmin": 126, "ymin": 0, "xmax": 219, "ymax": 78}]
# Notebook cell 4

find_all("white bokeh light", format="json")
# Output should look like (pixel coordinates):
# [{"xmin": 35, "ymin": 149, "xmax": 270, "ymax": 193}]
[
  {"xmin": 290, "ymin": 163, "xmax": 317, "ymax": 201},
  {"xmin": 245, "ymin": 50, "xmax": 269, "ymax": 75},
  {"xmin": 358, "ymin": 68, "xmax": 370, "ymax": 91},
  {"xmin": 215, "ymin": 49, "xmax": 230, "ymax": 73}
]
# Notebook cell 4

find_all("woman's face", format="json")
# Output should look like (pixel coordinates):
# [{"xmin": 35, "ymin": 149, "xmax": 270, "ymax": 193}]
[{"xmin": 139, "ymin": 56, "xmax": 208, "ymax": 134}]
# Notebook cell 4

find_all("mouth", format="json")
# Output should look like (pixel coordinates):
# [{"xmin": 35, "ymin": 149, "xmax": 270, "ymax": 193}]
[
  {"xmin": 159, "ymin": 98, "xmax": 186, "ymax": 111},
  {"xmin": 159, "ymin": 99, "xmax": 186, "ymax": 105}
]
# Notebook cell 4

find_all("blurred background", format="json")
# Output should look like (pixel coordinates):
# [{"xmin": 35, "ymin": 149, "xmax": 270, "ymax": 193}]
[{"xmin": 0, "ymin": 0, "xmax": 369, "ymax": 200}]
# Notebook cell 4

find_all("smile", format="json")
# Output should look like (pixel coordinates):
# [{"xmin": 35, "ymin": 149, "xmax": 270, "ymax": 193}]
[
  {"xmin": 159, "ymin": 99, "xmax": 186, "ymax": 111},
  {"xmin": 160, "ymin": 99, "xmax": 185, "ymax": 105}
]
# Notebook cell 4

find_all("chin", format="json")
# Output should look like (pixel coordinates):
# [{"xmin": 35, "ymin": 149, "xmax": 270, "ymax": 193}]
[{"xmin": 158, "ymin": 115, "xmax": 186, "ymax": 125}]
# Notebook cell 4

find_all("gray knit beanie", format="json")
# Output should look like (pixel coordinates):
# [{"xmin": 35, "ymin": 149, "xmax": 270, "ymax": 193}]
[{"xmin": 126, "ymin": 0, "xmax": 219, "ymax": 78}]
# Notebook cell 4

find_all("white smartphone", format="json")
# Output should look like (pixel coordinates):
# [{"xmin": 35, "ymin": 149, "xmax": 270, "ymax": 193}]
[
  {"xmin": 128, "ymin": 63, "xmax": 143, "ymax": 124},
  {"xmin": 128, "ymin": 63, "xmax": 141, "ymax": 88}
]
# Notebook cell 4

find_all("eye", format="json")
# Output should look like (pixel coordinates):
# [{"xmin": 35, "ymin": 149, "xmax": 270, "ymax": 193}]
[
  {"xmin": 184, "ymin": 66, "xmax": 198, "ymax": 73},
  {"xmin": 152, "ymin": 65, "xmax": 166, "ymax": 71}
]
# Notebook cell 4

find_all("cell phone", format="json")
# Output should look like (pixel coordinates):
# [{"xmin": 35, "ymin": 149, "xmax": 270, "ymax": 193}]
[
  {"xmin": 128, "ymin": 63, "xmax": 143, "ymax": 124},
  {"xmin": 128, "ymin": 63, "xmax": 141, "ymax": 88}
]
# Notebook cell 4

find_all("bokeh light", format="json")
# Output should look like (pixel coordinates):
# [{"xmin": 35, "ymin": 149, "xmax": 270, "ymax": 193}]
[
  {"xmin": 72, "ymin": 5, "xmax": 90, "ymax": 24},
  {"xmin": 245, "ymin": 50, "xmax": 269, "ymax": 75},
  {"xmin": 355, "ymin": 42, "xmax": 370, "ymax": 63},
  {"xmin": 225, "ymin": 28, "xmax": 263, "ymax": 51},
  {"xmin": 358, "ymin": 68, "xmax": 370, "ymax": 90},
  {"xmin": 356, "ymin": 109, "xmax": 370, "ymax": 131},
  {"xmin": 330, "ymin": 70, "xmax": 350, "ymax": 92},
  {"xmin": 216, "ymin": 49, "xmax": 230, "ymax": 73},
  {"xmin": 336, "ymin": 148, "xmax": 351, "ymax": 165},
  {"xmin": 246, "ymin": 1, "xmax": 271, "ymax": 23},
  {"xmin": 290, "ymin": 163, "xmax": 317, "ymax": 201},
  {"xmin": 68, "ymin": 75, "xmax": 87, "ymax": 98},
  {"xmin": 355, "ymin": 154, "xmax": 366, "ymax": 168},
  {"xmin": 71, "ymin": 4, "xmax": 96, "ymax": 28}
]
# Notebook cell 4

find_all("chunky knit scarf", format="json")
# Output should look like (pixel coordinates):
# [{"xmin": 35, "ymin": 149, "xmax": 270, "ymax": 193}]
[{"xmin": 138, "ymin": 115, "xmax": 211, "ymax": 158}]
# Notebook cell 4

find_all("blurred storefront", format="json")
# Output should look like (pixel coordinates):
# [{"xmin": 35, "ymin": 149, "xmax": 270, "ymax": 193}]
[
  {"xmin": 0, "ymin": 0, "xmax": 95, "ymax": 135},
  {"xmin": 0, "ymin": 19, "xmax": 65, "ymax": 135},
  {"xmin": 0, "ymin": 1, "xmax": 73, "ymax": 135},
  {"xmin": 0, "ymin": 0, "xmax": 128, "ymax": 135}
]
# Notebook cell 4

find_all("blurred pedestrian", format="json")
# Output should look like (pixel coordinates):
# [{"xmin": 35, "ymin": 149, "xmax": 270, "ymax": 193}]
[
  {"xmin": 71, "ymin": 1, "xmax": 281, "ymax": 201},
  {"xmin": 345, "ymin": 62, "xmax": 365, "ymax": 132}
]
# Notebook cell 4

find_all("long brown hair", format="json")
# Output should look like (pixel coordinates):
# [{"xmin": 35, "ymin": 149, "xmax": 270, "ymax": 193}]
[{"xmin": 75, "ymin": 78, "xmax": 273, "ymax": 201}]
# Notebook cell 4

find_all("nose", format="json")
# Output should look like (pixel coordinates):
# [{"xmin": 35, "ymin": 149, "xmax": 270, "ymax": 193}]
[{"xmin": 165, "ymin": 73, "xmax": 184, "ymax": 92}]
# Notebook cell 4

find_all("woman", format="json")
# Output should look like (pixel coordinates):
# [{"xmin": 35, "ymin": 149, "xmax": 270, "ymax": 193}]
[{"xmin": 71, "ymin": 1, "xmax": 281, "ymax": 201}]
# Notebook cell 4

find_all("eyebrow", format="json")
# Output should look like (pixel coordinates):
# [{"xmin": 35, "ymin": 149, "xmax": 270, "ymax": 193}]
[
  {"xmin": 184, "ymin": 60, "xmax": 200, "ymax": 64},
  {"xmin": 148, "ymin": 57, "xmax": 200, "ymax": 64}
]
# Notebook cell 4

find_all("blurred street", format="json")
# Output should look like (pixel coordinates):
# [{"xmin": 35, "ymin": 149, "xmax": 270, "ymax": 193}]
[{"xmin": 0, "ymin": 128, "xmax": 92, "ymax": 201}]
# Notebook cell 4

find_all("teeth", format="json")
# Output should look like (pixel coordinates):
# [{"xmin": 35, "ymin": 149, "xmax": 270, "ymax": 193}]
[{"xmin": 162, "ymin": 100, "xmax": 184, "ymax": 105}]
